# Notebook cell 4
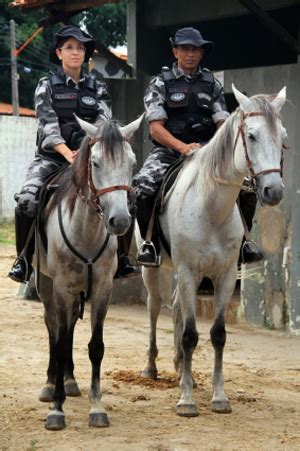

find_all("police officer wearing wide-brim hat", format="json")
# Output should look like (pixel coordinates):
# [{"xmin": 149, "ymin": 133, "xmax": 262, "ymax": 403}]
[
  {"xmin": 133, "ymin": 26, "xmax": 263, "ymax": 266},
  {"xmin": 9, "ymin": 25, "xmax": 138, "ymax": 284}
]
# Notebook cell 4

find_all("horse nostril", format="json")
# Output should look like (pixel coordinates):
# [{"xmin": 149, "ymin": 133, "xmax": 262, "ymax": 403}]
[
  {"xmin": 263, "ymin": 186, "xmax": 271, "ymax": 199},
  {"xmin": 109, "ymin": 217, "xmax": 116, "ymax": 228}
]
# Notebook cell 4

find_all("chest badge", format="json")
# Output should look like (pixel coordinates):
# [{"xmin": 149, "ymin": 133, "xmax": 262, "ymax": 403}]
[
  {"xmin": 170, "ymin": 93, "xmax": 185, "ymax": 102},
  {"xmin": 81, "ymin": 96, "xmax": 96, "ymax": 106}
]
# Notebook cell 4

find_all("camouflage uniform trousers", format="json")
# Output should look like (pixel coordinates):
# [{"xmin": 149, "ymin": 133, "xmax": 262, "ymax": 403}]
[
  {"xmin": 132, "ymin": 146, "xmax": 182, "ymax": 199},
  {"xmin": 15, "ymin": 155, "xmax": 66, "ymax": 218}
]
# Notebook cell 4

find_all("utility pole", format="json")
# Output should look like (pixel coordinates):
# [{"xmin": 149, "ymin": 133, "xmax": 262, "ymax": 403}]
[{"xmin": 10, "ymin": 19, "xmax": 19, "ymax": 116}]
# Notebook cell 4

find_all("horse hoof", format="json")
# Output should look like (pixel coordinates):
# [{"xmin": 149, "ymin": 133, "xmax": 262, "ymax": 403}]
[
  {"xmin": 64, "ymin": 379, "xmax": 81, "ymax": 397},
  {"xmin": 89, "ymin": 412, "xmax": 109, "ymax": 428},
  {"xmin": 211, "ymin": 400, "xmax": 232, "ymax": 414},
  {"xmin": 45, "ymin": 411, "xmax": 65, "ymax": 430},
  {"xmin": 176, "ymin": 403, "xmax": 198, "ymax": 417},
  {"xmin": 39, "ymin": 385, "xmax": 55, "ymax": 402},
  {"xmin": 141, "ymin": 368, "xmax": 157, "ymax": 380}
]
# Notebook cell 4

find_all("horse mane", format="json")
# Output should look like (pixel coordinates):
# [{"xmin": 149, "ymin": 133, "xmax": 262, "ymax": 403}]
[
  {"xmin": 191, "ymin": 93, "xmax": 279, "ymax": 194},
  {"xmin": 46, "ymin": 119, "xmax": 125, "ymax": 218}
]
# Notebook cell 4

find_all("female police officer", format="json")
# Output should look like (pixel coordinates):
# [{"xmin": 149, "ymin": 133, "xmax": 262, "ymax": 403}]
[{"xmin": 9, "ymin": 25, "xmax": 138, "ymax": 283}]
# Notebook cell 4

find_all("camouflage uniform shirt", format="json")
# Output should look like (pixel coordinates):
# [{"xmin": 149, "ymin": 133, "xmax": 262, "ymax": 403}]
[
  {"xmin": 35, "ymin": 68, "xmax": 111, "ymax": 152},
  {"xmin": 144, "ymin": 62, "xmax": 229, "ymax": 124}
]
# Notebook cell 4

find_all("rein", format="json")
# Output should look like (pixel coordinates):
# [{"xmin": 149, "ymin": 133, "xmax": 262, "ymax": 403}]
[
  {"xmin": 58, "ymin": 201, "xmax": 110, "ymax": 319},
  {"xmin": 233, "ymin": 111, "xmax": 286, "ymax": 189}
]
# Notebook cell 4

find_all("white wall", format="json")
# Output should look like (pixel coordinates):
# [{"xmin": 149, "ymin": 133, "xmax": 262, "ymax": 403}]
[{"xmin": 0, "ymin": 116, "xmax": 37, "ymax": 221}]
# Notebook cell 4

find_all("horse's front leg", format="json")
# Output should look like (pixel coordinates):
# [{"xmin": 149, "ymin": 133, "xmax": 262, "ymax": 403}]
[
  {"xmin": 45, "ymin": 292, "xmax": 71, "ymax": 430},
  {"xmin": 88, "ymin": 290, "xmax": 110, "ymax": 428},
  {"xmin": 176, "ymin": 266, "xmax": 199, "ymax": 417},
  {"xmin": 64, "ymin": 302, "xmax": 81, "ymax": 398},
  {"xmin": 141, "ymin": 266, "xmax": 162, "ymax": 380},
  {"xmin": 210, "ymin": 267, "xmax": 237, "ymax": 414}
]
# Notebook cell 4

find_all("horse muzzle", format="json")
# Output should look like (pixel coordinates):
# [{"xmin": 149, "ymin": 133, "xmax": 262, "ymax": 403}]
[
  {"xmin": 255, "ymin": 174, "xmax": 284, "ymax": 206},
  {"xmin": 106, "ymin": 212, "xmax": 131, "ymax": 236}
]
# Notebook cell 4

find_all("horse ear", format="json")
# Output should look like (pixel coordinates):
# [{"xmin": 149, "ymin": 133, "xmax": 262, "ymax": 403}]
[
  {"xmin": 74, "ymin": 114, "xmax": 98, "ymax": 138},
  {"xmin": 271, "ymin": 86, "xmax": 286, "ymax": 112},
  {"xmin": 232, "ymin": 84, "xmax": 251, "ymax": 112},
  {"xmin": 120, "ymin": 114, "xmax": 144, "ymax": 139}
]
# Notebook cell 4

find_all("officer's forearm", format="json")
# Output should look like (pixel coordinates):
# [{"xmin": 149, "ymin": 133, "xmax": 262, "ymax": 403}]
[
  {"xmin": 149, "ymin": 121, "xmax": 188, "ymax": 154},
  {"xmin": 53, "ymin": 143, "xmax": 74, "ymax": 164}
]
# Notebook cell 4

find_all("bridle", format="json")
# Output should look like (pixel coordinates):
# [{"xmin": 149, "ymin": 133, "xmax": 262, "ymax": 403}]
[
  {"xmin": 233, "ymin": 111, "xmax": 287, "ymax": 189},
  {"xmin": 77, "ymin": 137, "xmax": 132, "ymax": 212}
]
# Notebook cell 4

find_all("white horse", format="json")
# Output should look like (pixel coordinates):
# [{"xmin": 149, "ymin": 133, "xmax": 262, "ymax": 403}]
[
  {"xmin": 138, "ymin": 85, "xmax": 287, "ymax": 417},
  {"xmin": 37, "ymin": 116, "xmax": 143, "ymax": 430}
]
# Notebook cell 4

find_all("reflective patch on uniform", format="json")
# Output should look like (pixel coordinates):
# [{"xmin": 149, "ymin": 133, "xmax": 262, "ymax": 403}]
[
  {"xmin": 197, "ymin": 93, "xmax": 211, "ymax": 101},
  {"xmin": 81, "ymin": 96, "xmax": 97, "ymax": 105},
  {"xmin": 170, "ymin": 92, "xmax": 185, "ymax": 102}
]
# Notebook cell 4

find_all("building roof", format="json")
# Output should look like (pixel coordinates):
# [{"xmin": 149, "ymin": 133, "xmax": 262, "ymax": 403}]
[
  {"xmin": 0, "ymin": 103, "xmax": 35, "ymax": 117},
  {"xmin": 9, "ymin": 0, "xmax": 122, "ymax": 12}
]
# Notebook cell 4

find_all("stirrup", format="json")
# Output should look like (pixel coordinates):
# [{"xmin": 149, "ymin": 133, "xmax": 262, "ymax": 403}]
[
  {"xmin": 137, "ymin": 240, "xmax": 161, "ymax": 267},
  {"xmin": 241, "ymin": 239, "xmax": 263, "ymax": 264}
]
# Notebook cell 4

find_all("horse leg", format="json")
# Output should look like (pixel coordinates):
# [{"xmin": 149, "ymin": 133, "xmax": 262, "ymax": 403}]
[
  {"xmin": 172, "ymin": 287, "xmax": 183, "ymax": 377},
  {"xmin": 38, "ymin": 273, "xmax": 57, "ymax": 403},
  {"xmin": 141, "ymin": 266, "xmax": 162, "ymax": 380},
  {"xmin": 64, "ymin": 303, "xmax": 81, "ymax": 397},
  {"xmin": 45, "ymin": 290, "xmax": 73, "ymax": 430},
  {"xmin": 88, "ymin": 294, "xmax": 110, "ymax": 428},
  {"xmin": 176, "ymin": 267, "xmax": 199, "ymax": 417},
  {"xmin": 210, "ymin": 269, "xmax": 236, "ymax": 414}
]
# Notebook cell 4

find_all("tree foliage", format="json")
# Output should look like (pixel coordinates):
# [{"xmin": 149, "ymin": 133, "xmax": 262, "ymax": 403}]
[{"xmin": 0, "ymin": 1, "xmax": 127, "ymax": 109}]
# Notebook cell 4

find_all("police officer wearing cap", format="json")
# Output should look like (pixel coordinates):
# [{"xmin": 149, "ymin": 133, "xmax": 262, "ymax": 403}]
[
  {"xmin": 9, "ymin": 25, "xmax": 139, "ymax": 283},
  {"xmin": 133, "ymin": 27, "xmax": 263, "ymax": 266}
]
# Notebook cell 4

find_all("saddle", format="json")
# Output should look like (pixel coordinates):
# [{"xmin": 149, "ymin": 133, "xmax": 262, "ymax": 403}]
[{"xmin": 147, "ymin": 156, "xmax": 185, "ymax": 258}]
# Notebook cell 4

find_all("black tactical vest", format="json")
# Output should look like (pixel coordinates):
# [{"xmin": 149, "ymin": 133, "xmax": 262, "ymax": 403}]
[
  {"xmin": 50, "ymin": 71, "xmax": 98, "ymax": 126},
  {"xmin": 162, "ymin": 67, "xmax": 215, "ymax": 143}
]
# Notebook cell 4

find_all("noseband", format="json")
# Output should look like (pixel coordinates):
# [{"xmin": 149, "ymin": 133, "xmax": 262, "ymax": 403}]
[{"xmin": 233, "ymin": 111, "xmax": 287, "ymax": 189}]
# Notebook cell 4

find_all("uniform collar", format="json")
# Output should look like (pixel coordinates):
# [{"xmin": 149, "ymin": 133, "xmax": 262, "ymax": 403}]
[
  {"xmin": 56, "ymin": 66, "xmax": 85, "ymax": 86},
  {"xmin": 172, "ymin": 62, "xmax": 202, "ymax": 80}
]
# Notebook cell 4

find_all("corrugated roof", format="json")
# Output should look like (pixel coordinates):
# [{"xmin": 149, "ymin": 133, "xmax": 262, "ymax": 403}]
[{"xmin": 0, "ymin": 103, "xmax": 36, "ymax": 117}]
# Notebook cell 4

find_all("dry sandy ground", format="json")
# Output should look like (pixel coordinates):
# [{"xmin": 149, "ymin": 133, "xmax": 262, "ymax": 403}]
[{"xmin": 0, "ymin": 244, "xmax": 299, "ymax": 451}]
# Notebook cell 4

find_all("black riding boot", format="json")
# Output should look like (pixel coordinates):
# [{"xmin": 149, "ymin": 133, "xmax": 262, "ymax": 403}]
[
  {"xmin": 238, "ymin": 191, "xmax": 264, "ymax": 263},
  {"xmin": 114, "ymin": 221, "xmax": 140, "ymax": 279},
  {"xmin": 136, "ymin": 197, "xmax": 161, "ymax": 267},
  {"xmin": 8, "ymin": 209, "xmax": 35, "ymax": 283}
]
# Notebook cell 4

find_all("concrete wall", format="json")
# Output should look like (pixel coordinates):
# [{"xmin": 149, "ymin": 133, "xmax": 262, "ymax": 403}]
[
  {"xmin": 223, "ymin": 60, "xmax": 300, "ymax": 334},
  {"xmin": 0, "ymin": 116, "xmax": 37, "ymax": 221}
]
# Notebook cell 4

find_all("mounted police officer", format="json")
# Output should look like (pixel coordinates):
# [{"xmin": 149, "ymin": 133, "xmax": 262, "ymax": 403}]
[
  {"xmin": 133, "ymin": 27, "xmax": 263, "ymax": 266},
  {"xmin": 9, "ymin": 25, "xmax": 138, "ymax": 283}
]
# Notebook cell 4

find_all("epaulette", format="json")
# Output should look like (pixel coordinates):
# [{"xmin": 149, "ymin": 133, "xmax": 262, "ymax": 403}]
[
  {"xmin": 161, "ymin": 66, "xmax": 175, "ymax": 83},
  {"xmin": 201, "ymin": 68, "xmax": 214, "ymax": 84}
]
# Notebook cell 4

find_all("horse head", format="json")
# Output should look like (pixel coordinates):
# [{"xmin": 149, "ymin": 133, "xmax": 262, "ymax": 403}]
[
  {"xmin": 75, "ymin": 115, "xmax": 143, "ymax": 235},
  {"xmin": 232, "ymin": 84, "xmax": 287, "ymax": 206}
]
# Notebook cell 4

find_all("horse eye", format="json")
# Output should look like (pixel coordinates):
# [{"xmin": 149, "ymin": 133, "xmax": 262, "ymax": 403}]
[
  {"xmin": 93, "ymin": 161, "xmax": 100, "ymax": 169},
  {"xmin": 248, "ymin": 132, "xmax": 256, "ymax": 142}
]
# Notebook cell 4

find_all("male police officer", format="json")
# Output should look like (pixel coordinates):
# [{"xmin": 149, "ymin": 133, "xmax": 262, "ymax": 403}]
[{"xmin": 133, "ymin": 27, "xmax": 263, "ymax": 266}]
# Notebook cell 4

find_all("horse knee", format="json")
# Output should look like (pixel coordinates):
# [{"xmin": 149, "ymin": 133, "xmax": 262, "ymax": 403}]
[
  {"xmin": 182, "ymin": 319, "xmax": 198, "ymax": 352},
  {"xmin": 210, "ymin": 323, "xmax": 226, "ymax": 349},
  {"xmin": 88, "ymin": 339, "xmax": 104, "ymax": 366}
]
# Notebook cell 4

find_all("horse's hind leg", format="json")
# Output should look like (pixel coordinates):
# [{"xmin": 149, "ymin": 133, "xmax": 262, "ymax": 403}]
[
  {"xmin": 141, "ymin": 266, "xmax": 163, "ymax": 380},
  {"xmin": 38, "ymin": 273, "xmax": 57, "ymax": 403},
  {"xmin": 88, "ymin": 291, "xmax": 110, "ymax": 428},
  {"xmin": 210, "ymin": 270, "xmax": 236, "ymax": 414}
]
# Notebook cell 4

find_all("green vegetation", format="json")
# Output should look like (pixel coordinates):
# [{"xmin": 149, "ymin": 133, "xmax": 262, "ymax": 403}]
[
  {"xmin": 0, "ymin": 1, "xmax": 127, "ymax": 108},
  {"xmin": 0, "ymin": 221, "xmax": 15, "ymax": 244}
]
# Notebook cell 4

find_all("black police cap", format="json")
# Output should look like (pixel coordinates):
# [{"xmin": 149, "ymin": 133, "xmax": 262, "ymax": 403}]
[{"xmin": 50, "ymin": 25, "xmax": 96, "ymax": 65}]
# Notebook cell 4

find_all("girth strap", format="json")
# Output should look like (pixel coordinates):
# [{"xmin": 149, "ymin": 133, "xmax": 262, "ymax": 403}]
[{"xmin": 58, "ymin": 202, "xmax": 110, "ymax": 319}]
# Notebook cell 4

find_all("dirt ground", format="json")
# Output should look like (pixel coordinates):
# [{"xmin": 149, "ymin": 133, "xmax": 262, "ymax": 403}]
[{"xmin": 0, "ymin": 244, "xmax": 299, "ymax": 451}]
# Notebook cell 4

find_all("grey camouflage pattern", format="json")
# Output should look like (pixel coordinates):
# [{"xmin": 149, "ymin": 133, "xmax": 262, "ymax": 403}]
[
  {"xmin": 35, "ymin": 74, "xmax": 111, "ymax": 152},
  {"xmin": 132, "ymin": 147, "xmax": 182, "ymax": 198},
  {"xmin": 15, "ymin": 156, "xmax": 64, "ymax": 217},
  {"xmin": 144, "ymin": 62, "xmax": 229, "ymax": 124},
  {"xmin": 16, "ymin": 72, "xmax": 111, "ymax": 216}
]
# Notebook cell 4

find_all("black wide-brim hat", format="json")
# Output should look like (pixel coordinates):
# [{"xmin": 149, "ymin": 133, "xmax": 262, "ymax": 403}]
[
  {"xmin": 169, "ymin": 27, "xmax": 214, "ymax": 55},
  {"xmin": 50, "ymin": 25, "xmax": 96, "ymax": 65}
]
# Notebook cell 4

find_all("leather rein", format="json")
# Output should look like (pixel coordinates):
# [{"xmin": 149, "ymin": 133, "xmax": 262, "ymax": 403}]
[
  {"xmin": 58, "ymin": 137, "xmax": 131, "ymax": 319},
  {"xmin": 233, "ymin": 111, "xmax": 287, "ymax": 189}
]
